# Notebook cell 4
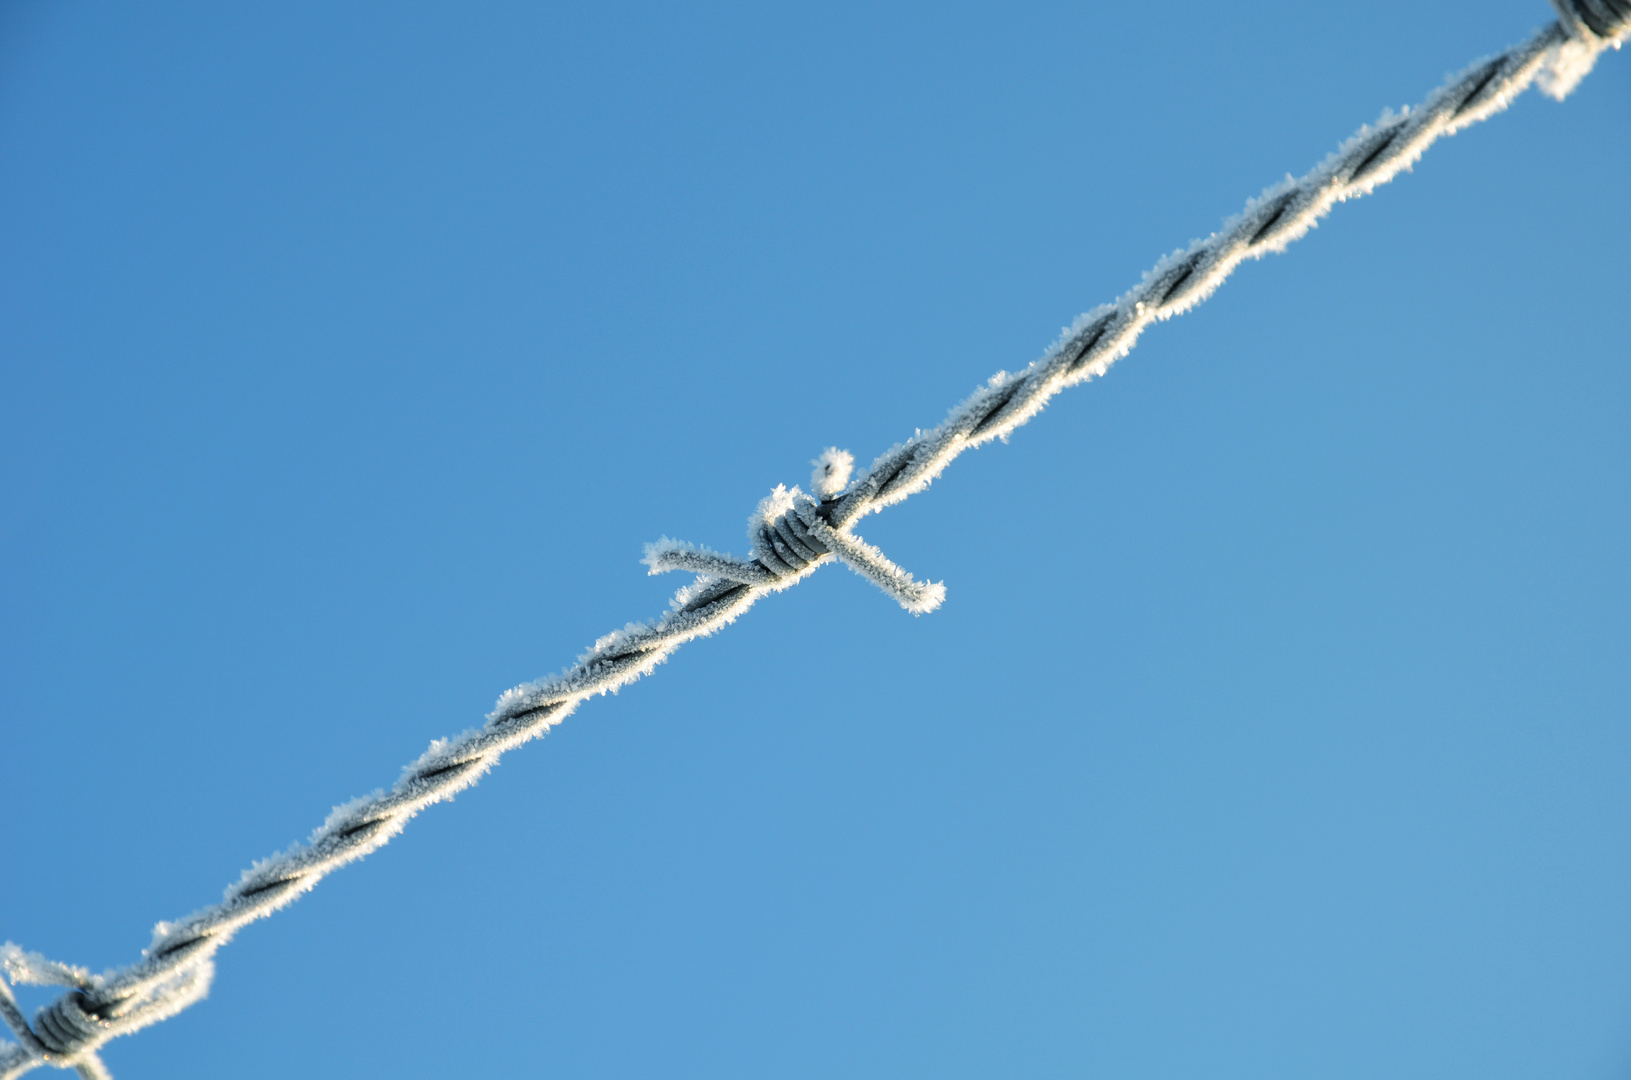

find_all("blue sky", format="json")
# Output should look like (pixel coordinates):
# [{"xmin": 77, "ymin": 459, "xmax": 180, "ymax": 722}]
[{"xmin": 2, "ymin": 2, "xmax": 1628, "ymax": 1077}]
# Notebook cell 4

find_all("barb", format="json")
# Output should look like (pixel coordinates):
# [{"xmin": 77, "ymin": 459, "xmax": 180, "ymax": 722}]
[{"xmin": 5, "ymin": 10, "xmax": 1624, "ymax": 1076}]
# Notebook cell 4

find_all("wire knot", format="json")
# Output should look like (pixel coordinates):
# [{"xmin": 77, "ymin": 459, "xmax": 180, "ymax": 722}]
[
  {"xmin": 29, "ymin": 995, "xmax": 104, "ymax": 1059},
  {"xmin": 0, "ymin": 944, "xmax": 119, "ymax": 1077},
  {"xmin": 643, "ymin": 457, "xmax": 945, "ymax": 614},
  {"xmin": 750, "ymin": 488, "xmax": 830, "ymax": 579}
]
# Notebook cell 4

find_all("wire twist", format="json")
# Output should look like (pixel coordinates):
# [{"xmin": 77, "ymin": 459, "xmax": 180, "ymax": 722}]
[{"xmin": 4, "ymin": 9, "xmax": 1624, "ymax": 1076}]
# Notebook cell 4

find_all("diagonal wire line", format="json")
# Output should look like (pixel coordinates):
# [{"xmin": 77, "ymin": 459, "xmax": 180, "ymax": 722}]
[{"xmin": 3, "ymin": 7, "xmax": 1624, "ymax": 1076}]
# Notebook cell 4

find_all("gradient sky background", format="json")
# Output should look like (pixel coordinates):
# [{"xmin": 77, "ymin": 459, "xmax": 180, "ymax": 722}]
[{"xmin": 2, "ymin": 2, "xmax": 1628, "ymax": 1077}]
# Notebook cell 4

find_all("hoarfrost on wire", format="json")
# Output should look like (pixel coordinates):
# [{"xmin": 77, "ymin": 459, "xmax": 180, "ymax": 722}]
[{"xmin": 4, "ymin": 11, "xmax": 1624, "ymax": 1077}]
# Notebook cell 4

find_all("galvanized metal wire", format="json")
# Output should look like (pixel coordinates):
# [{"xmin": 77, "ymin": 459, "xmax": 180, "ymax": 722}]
[{"xmin": 4, "ymin": 7, "xmax": 1624, "ymax": 1075}]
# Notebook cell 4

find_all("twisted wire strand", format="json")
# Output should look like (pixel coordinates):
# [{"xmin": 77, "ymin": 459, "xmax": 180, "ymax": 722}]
[{"xmin": 3, "ymin": 11, "xmax": 1623, "ymax": 1077}]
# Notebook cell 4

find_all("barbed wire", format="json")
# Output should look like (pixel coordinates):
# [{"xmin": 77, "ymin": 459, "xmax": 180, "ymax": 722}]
[{"xmin": 4, "ymin": 6, "xmax": 1625, "ymax": 1076}]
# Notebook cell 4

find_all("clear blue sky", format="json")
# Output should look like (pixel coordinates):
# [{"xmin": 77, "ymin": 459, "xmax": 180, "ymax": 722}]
[{"xmin": 2, "ymin": 2, "xmax": 1628, "ymax": 1077}]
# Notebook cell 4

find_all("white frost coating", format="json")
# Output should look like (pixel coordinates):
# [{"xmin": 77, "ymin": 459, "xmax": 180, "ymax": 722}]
[
  {"xmin": 811, "ymin": 448, "xmax": 855, "ymax": 497},
  {"xmin": 643, "ymin": 537, "xmax": 772, "ymax": 585},
  {"xmin": 1536, "ymin": 31, "xmax": 1616, "ymax": 98},
  {"xmin": 4, "ymin": 15, "xmax": 1617, "ymax": 1077},
  {"xmin": 797, "ymin": 506, "xmax": 945, "ymax": 614},
  {"xmin": 0, "ymin": 949, "xmax": 90, "ymax": 993}
]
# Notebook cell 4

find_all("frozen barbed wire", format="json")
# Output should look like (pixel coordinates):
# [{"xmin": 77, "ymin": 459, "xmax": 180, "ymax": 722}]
[{"xmin": 4, "ymin": 7, "xmax": 1625, "ymax": 1076}]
